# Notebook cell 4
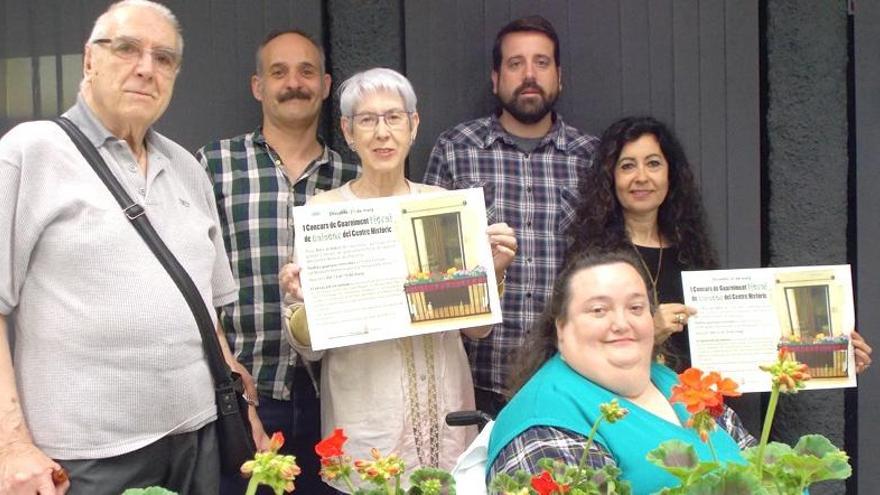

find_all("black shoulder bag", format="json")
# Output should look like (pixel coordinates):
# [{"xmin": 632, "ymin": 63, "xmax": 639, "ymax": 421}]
[{"xmin": 54, "ymin": 117, "xmax": 256, "ymax": 475}]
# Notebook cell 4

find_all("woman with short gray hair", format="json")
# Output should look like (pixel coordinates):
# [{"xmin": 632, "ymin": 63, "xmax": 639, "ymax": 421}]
[{"xmin": 279, "ymin": 68, "xmax": 517, "ymax": 492}]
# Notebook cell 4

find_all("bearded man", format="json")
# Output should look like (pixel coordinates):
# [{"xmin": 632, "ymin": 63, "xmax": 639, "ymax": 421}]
[{"xmin": 423, "ymin": 15, "xmax": 598, "ymax": 417}]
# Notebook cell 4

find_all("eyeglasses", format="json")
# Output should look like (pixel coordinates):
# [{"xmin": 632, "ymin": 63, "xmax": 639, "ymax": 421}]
[
  {"xmin": 92, "ymin": 36, "xmax": 181, "ymax": 75},
  {"xmin": 350, "ymin": 110, "xmax": 411, "ymax": 130}
]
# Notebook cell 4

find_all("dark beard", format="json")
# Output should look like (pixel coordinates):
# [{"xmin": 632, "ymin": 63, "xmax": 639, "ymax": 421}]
[{"xmin": 497, "ymin": 84, "xmax": 557, "ymax": 125}]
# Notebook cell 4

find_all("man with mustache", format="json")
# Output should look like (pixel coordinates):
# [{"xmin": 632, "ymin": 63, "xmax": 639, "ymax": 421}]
[
  {"xmin": 424, "ymin": 15, "xmax": 598, "ymax": 416},
  {"xmin": 197, "ymin": 29, "xmax": 358, "ymax": 495}
]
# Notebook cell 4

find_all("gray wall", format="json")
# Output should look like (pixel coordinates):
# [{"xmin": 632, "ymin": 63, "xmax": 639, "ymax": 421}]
[
  {"xmin": 766, "ymin": 1, "xmax": 862, "ymax": 494},
  {"xmin": 854, "ymin": 0, "xmax": 880, "ymax": 492}
]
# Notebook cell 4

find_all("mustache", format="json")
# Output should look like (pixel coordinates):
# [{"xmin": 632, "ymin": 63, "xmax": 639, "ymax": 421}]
[
  {"xmin": 277, "ymin": 88, "xmax": 313, "ymax": 103},
  {"xmin": 514, "ymin": 81, "xmax": 545, "ymax": 98}
]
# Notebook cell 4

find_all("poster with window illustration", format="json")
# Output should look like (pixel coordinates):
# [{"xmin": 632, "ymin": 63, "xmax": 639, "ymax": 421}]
[
  {"xmin": 293, "ymin": 188, "xmax": 501, "ymax": 350},
  {"xmin": 681, "ymin": 265, "xmax": 856, "ymax": 393}
]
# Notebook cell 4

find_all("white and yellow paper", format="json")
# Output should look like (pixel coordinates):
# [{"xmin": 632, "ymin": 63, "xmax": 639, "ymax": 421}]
[
  {"xmin": 293, "ymin": 188, "xmax": 502, "ymax": 350},
  {"xmin": 682, "ymin": 265, "xmax": 856, "ymax": 393}
]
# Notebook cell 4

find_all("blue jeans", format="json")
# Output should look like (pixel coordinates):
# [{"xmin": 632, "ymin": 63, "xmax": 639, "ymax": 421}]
[{"xmin": 221, "ymin": 367, "xmax": 338, "ymax": 494}]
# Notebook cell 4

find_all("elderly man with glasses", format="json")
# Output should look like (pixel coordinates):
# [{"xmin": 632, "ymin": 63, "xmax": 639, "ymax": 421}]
[{"xmin": 0, "ymin": 1, "xmax": 256, "ymax": 493}]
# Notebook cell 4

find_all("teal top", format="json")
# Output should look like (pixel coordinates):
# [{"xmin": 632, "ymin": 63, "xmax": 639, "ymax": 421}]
[{"xmin": 487, "ymin": 354, "xmax": 746, "ymax": 494}]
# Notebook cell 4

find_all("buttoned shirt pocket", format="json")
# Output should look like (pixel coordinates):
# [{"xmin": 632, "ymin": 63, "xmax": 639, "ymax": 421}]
[{"xmin": 556, "ymin": 185, "xmax": 580, "ymax": 237}]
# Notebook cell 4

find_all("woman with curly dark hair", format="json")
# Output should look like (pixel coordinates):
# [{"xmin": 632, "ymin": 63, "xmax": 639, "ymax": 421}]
[
  {"xmin": 567, "ymin": 115, "xmax": 875, "ymax": 372},
  {"xmin": 567, "ymin": 116, "xmax": 715, "ymax": 368}
]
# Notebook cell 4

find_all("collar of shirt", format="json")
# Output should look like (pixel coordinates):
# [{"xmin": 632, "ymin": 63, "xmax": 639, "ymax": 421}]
[
  {"xmin": 251, "ymin": 126, "xmax": 334, "ymax": 181},
  {"xmin": 64, "ymin": 95, "xmax": 169, "ymax": 177},
  {"xmin": 483, "ymin": 112, "xmax": 569, "ymax": 152}
]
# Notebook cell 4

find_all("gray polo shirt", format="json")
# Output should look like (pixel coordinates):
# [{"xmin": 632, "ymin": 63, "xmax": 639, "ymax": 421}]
[{"xmin": 0, "ymin": 97, "xmax": 237, "ymax": 459}]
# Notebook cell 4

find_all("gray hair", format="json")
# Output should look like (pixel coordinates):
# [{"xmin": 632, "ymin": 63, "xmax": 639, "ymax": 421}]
[
  {"xmin": 88, "ymin": 0, "xmax": 184, "ymax": 54},
  {"xmin": 338, "ymin": 68, "xmax": 417, "ymax": 117}
]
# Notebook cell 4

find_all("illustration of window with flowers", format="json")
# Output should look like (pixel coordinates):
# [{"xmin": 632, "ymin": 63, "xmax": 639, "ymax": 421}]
[
  {"xmin": 774, "ymin": 270, "xmax": 849, "ymax": 378},
  {"xmin": 400, "ymin": 198, "xmax": 491, "ymax": 323}
]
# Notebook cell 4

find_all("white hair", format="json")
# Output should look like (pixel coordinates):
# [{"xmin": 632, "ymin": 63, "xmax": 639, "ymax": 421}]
[
  {"xmin": 88, "ymin": 0, "xmax": 184, "ymax": 53},
  {"xmin": 338, "ymin": 68, "xmax": 417, "ymax": 116}
]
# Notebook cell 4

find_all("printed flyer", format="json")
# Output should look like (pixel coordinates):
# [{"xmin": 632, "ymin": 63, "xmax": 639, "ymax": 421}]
[
  {"xmin": 293, "ymin": 188, "xmax": 502, "ymax": 350},
  {"xmin": 682, "ymin": 265, "xmax": 856, "ymax": 393}
]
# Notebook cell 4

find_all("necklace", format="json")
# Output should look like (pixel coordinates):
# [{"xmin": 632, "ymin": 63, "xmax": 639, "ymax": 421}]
[{"xmin": 632, "ymin": 243, "xmax": 663, "ymax": 306}]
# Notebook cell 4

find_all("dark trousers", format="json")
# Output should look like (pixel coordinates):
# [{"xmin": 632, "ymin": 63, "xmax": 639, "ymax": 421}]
[
  {"xmin": 221, "ymin": 368, "xmax": 336, "ymax": 494},
  {"xmin": 59, "ymin": 421, "xmax": 218, "ymax": 495}
]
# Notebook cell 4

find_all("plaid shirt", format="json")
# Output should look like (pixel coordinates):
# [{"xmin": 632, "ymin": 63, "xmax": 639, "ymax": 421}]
[
  {"xmin": 197, "ymin": 128, "xmax": 360, "ymax": 400},
  {"xmin": 489, "ymin": 405, "xmax": 756, "ymax": 478},
  {"xmin": 424, "ymin": 114, "xmax": 597, "ymax": 394}
]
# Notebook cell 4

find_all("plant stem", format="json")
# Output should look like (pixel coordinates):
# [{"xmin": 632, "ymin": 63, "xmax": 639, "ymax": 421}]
[
  {"xmin": 755, "ymin": 384, "xmax": 781, "ymax": 478},
  {"xmin": 342, "ymin": 475, "xmax": 358, "ymax": 493},
  {"xmin": 707, "ymin": 438, "xmax": 718, "ymax": 464},
  {"xmin": 573, "ymin": 417, "xmax": 604, "ymax": 485},
  {"xmin": 245, "ymin": 478, "xmax": 258, "ymax": 495}
]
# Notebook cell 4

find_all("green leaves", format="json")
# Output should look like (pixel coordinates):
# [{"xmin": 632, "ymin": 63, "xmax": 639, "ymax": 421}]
[
  {"xmin": 488, "ymin": 458, "xmax": 632, "ymax": 494},
  {"xmin": 407, "ymin": 467, "xmax": 457, "ymax": 494},
  {"xmin": 647, "ymin": 440, "xmax": 726, "ymax": 492},
  {"xmin": 489, "ymin": 470, "xmax": 534, "ymax": 494},
  {"xmin": 121, "ymin": 488, "xmax": 179, "ymax": 495},
  {"xmin": 647, "ymin": 440, "xmax": 699, "ymax": 473},
  {"xmin": 651, "ymin": 434, "xmax": 851, "ymax": 494},
  {"xmin": 792, "ymin": 434, "xmax": 852, "ymax": 483},
  {"xmin": 680, "ymin": 464, "xmax": 767, "ymax": 495}
]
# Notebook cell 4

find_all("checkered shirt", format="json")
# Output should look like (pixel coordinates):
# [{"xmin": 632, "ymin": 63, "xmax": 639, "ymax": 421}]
[
  {"xmin": 489, "ymin": 404, "xmax": 756, "ymax": 478},
  {"xmin": 197, "ymin": 127, "xmax": 360, "ymax": 400},
  {"xmin": 424, "ymin": 114, "xmax": 598, "ymax": 395}
]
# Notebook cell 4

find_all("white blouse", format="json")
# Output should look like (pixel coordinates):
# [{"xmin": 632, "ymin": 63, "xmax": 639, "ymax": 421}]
[{"xmin": 286, "ymin": 181, "xmax": 478, "ymax": 492}]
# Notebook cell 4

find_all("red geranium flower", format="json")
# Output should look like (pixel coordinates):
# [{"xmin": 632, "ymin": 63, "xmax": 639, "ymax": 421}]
[
  {"xmin": 315, "ymin": 428, "xmax": 348, "ymax": 459},
  {"xmin": 531, "ymin": 470, "xmax": 569, "ymax": 495}
]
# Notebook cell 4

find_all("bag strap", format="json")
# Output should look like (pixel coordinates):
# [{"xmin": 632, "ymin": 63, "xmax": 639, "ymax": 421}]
[{"xmin": 53, "ymin": 117, "xmax": 236, "ymax": 393}]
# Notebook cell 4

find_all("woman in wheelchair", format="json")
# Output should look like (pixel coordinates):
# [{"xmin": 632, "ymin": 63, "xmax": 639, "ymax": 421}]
[{"xmin": 485, "ymin": 250, "xmax": 756, "ymax": 494}]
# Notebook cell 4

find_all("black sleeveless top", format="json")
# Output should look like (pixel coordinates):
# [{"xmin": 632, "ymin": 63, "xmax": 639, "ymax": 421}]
[{"xmin": 633, "ymin": 245, "xmax": 691, "ymax": 370}]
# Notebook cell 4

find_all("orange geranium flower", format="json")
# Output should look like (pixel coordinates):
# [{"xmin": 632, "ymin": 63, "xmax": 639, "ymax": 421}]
[
  {"xmin": 670, "ymin": 368, "xmax": 741, "ymax": 417},
  {"xmin": 268, "ymin": 431, "xmax": 285, "ymax": 453}
]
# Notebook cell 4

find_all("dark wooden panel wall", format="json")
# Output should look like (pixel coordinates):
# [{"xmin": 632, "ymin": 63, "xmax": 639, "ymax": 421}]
[
  {"xmin": 405, "ymin": 0, "xmax": 761, "ymax": 270},
  {"xmin": 855, "ymin": 0, "xmax": 880, "ymax": 491}
]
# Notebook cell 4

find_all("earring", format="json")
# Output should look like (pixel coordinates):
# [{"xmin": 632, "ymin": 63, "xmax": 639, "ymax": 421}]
[{"xmin": 348, "ymin": 142, "xmax": 357, "ymax": 152}]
